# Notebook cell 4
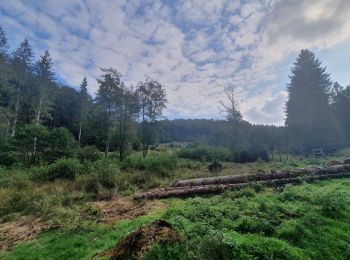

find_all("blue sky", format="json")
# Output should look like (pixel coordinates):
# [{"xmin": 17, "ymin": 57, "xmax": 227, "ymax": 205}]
[{"xmin": 1, "ymin": 0, "xmax": 350, "ymax": 125}]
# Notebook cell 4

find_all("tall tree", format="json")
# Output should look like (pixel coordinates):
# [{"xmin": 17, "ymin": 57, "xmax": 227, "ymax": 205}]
[
  {"xmin": 34, "ymin": 50, "xmax": 54, "ymax": 125},
  {"xmin": 285, "ymin": 49, "xmax": 344, "ymax": 153},
  {"xmin": 33, "ymin": 51, "xmax": 54, "ymax": 156},
  {"xmin": 10, "ymin": 39, "xmax": 34, "ymax": 137},
  {"xmin": 220, "ymin": 86, "xmax": 243, "ymax": 123},
  {"xmin": 116, "ymin": 84, "xmax": 140, "ymax": 160},
  {"xmin": 96, "ymin": 68, "xmax": 122, "ymax": 156},
  {"xmin": 78, "ymin": 77, "xmax": 89, "ymax": 143},
  {"xmin": 136, "ymin": 78, "xmax": 167, "ymax": 157},
  {"xmin": 331, "ymin": 83, "xmax": 350, "ymax": 143},
  {"xmin": 0, "ymin": 26, "xmax": 11, "ymax": 139}
]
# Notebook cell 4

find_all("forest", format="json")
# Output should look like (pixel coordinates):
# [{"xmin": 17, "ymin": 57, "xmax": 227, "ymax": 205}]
[{"xmin": 1, "ymin": 23, "xmax": 350, "ymax": 259}]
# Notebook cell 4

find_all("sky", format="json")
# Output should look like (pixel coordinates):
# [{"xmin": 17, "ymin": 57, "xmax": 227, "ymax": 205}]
[{"xmin": 1, "ymin": 0, "xmax": 350, "ymax": 125}]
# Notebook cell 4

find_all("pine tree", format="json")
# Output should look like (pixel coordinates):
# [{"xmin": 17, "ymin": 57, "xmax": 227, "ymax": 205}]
[
  {"xmin": 0, "ymin": 26, "xmax": 11, "ymax": 139},
  {"xmin": 34, "ymin": 50, "xmax": 54, "ymax": 125},
  {"xmin": 78, "ymin": 77, "xmax": 89, "ymax": 143},
  {"xmin": 33, "ymin": 51, "xmax": 55, "ymax": 157},
  {"xmin": 285, "ymin": 49, "xmax": 344, "ymax": 153},
  {"xmin": 331, "ymin": 83, "xmax": 350, "ymax": 143},
  {"xmin": 10, "ymin": 39, "xmax": 34, "ymax": 137}
]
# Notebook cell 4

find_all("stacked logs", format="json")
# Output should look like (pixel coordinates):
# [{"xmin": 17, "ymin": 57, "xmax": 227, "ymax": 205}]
[{"xmin": 133, "ymin": 164, "xmax": 350, "ymax": 200}]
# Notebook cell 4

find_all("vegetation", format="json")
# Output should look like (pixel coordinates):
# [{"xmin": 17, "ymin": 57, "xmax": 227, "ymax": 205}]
[{"xmin": 1, "ymin": 23, "xmax": 350, "ymax": 259}]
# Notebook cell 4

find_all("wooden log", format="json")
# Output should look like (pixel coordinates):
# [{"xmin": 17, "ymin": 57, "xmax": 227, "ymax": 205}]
[
  {"xmin": 133, "ymin": 170, "xmax": 350, "ymax": 200},
  {"xmin": 170, "ymin": 164, "xmax": 350, "ymax": 187}
]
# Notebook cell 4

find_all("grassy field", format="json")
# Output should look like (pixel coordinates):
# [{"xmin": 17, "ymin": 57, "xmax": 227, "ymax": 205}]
[{"xmin": 0, "ymin": 148, "xmax": 350, "ymax": 259}]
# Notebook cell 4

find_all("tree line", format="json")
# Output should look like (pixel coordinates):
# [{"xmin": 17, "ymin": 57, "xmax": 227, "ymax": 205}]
[
  {"xmin": 0, "ymin": 26, "xmax": 166, "ymax": 164},
  {"xmin": 1, "ymin": 25, "xmax": 350, "ymax": 166}
]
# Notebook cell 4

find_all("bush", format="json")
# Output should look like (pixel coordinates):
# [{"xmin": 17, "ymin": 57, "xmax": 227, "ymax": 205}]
[
  {"xmin": 47, "ymin": 158, "xmax": 82, "ymax": 181},
  {"xmin": 121, "ymin": 153, "xmax": 179, "ymax": 175},
  {"xmin": 312, "ymin": 191, "xmax": 348, "ymax": 216},
  {"xmin": 0, "ymin": 188, "xmax": 42, "ymax": 217},
  {"xmin": 178, "ymin": 146, "xmax": 233, "ymax": 162},
  {"xmin": 235, "ymin": 149, "xmax": 269, "ymax": 163},
  {"xmin": 45, "ymin": 128, "xmax": 77, "ymax": 162},
  {"xmin": 76, "ymin": 146, "xmax": 102, "ymax": 162},
  {"xmin": 83, "ymin": 158, "xmax": 119, "ymax": 194}
]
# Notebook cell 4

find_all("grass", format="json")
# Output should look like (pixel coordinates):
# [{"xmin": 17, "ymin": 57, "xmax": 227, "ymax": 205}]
[
  {"xmin": 150, "ymin": 179, "xmax": 350, "ymax": 259},
  {"xmin": 0, "ymin": 210, "xmax": 164, "ymax": 259},
  {"xmin": 2, "ymin": 179, "xmax": 350, "ymax": 259},
  {"xmin": 1, "ymin": 150, "xmax": 350, "ymax": 259}
]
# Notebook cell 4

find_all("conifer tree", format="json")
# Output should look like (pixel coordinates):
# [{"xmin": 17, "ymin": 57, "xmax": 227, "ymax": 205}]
[
  {"xmin": 10, "ymin": 39, "xmax": 34, "ymax": 137},
  {"xmin": 78, "ymin": 77, "xmax": 89, "ymax": 143},
  {"xmin": 285, "ymin": 49, "xmax": 344, "ymax": 153}
]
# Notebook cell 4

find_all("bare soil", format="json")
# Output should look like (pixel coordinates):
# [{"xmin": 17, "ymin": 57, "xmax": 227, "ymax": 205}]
[
  {"xmin": 102, "ymin": 220, "xmax": 180, "ymax": 259},
  {"xmin": 91, "ymin": 197, "xmax": 165, "ymax": 224},
  {"xmin": 0, "ymin": 216, "xmax": 48, "ymax": 250}
]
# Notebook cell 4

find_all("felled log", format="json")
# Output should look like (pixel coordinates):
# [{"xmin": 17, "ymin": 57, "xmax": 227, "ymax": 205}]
[
  {"xmin": 133, "ymin": 165, "xmax": 350, "ymax": 200},
  {"xmin": 170, "ymin": 165, "xmax": 350, "ymax": 187},
  {"xmin": 133, "ymin": 172, "xmax": 350, "ymax": 200}
]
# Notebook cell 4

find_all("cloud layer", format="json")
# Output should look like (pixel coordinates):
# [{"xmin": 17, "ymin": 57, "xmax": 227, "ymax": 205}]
[{"xmin": 1, "ymin": 0, "xmax": 350, "ymax": 125}]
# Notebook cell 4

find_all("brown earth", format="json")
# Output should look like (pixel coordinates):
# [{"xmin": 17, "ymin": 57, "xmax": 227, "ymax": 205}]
[
  {"xmin": 91, "ymin": 197, "xmax": 165, "ymax": 224},
  {"xmin": 0, "ymin": 216, "xmax": 49, "ymax": 250},
  {"xmin": 101, "ymin": 220, "xmax": 180, "ymax": 260}
]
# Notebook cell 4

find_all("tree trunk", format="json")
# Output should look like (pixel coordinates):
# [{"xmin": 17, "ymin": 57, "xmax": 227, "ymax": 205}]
[
  {"xmin": 33, "ymin": 97, "xmax": 42, "ymax": 162},
  {"xmin": 5, "ymin": 103, "xmax": 12, "ymax": 140},
  {"xmin": 133, "ymin": 164, "xmax": 350, "ymax": 200},
  {"xmin": 78, "ymin": 103, "xmax": 84, "ymax": 143},
  {"xmin": 142, "ymin": 105, "xmax": 147, "ymax": 158},
  {"xmin": 11, "ymin": 87, "xmax": 21, "ymax": 137}
]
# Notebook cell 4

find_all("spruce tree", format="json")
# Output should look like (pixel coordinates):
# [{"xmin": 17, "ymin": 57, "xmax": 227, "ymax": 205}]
[
  {"xmin": 10, "ymin": 39, "xmax": 34, "ymax": 136},
  {"xmin": 78, "ymin": 77, "xmax": 89, "ymax": 143},
  {"xmin": 285, "ymin": 49, "xmax": 344, "ymax": 153}
]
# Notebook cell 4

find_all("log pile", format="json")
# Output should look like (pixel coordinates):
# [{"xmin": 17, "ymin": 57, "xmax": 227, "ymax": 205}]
[{"xmin": 133, "ymin": 164, "xmax": 350, "ymax": 200}]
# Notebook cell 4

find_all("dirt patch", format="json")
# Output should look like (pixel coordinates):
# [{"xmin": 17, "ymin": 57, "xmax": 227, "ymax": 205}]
[
  {"xmin": 102, "ymin": 220, "xmax": 180, "ymax": 259},
  {"xmin": 91, "ymin": 197, "xmax": 165, "ymax": 224},
  {"xmin": 0, "ymin": 216, "xmax": 48, "ymax": 250}
]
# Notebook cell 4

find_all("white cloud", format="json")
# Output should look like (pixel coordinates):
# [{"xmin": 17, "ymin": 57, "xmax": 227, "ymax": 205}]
[{"xmin": 1, "ymin": 0, "xmax": 350, "ymax": 125}]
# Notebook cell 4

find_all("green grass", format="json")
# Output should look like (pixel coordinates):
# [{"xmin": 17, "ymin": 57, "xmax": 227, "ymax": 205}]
[
  {"xmin": 150, "ymin": 179, "xmax": 350, "ymax": 259},
  {"xmin": 1, "ymin": 150, "xmax": 350, "ymax": 259},
  {"xmin": 0, "ymin": 210, "xmax": 163, "ymax": 260},
  {"xmin": 2, "ymin": 179, "xmax": 350, "ymax": 259}
]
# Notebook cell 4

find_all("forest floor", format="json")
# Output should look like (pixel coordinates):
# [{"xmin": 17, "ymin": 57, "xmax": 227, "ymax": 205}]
[{"xmin": 1, "ymin": 149, "xmax": 350, "ymax": 259}]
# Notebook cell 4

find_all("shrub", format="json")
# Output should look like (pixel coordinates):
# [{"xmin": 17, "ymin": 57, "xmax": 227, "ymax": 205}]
[
  {"xmin": 76, "ymin": 146, "xmax": 102, "ymax": 162},
  {"xmin": 235, "ymin": 149, "xmax": 269, "ymax": 163},
  {"xmin": 0, "ymin": 188, "xmax": 42, "ymax": 217},
  {"xmin": 121, "ymin": 153, "xmax": 180, "ymax": 175},
  {"xmin": 178, "ymin": 146, "xmax": 233, "ymax": 162},
  {"xmin": 83, "ymin": 158, "xmax": 119, "ymax": 193},
  {"xmin": 45, "ymin": 128, "xmax": 77, "ymax": 162},
  {"xmin": 234, "ymin": 216, "xmax": 275, "ymax": 235},
  {"xmin": 47, "ymin": 158, "xmax": 82, "ymax": 181},
  {"xmin": 312, "ymin": 191, "xmax": 348, "ymax": 216}
]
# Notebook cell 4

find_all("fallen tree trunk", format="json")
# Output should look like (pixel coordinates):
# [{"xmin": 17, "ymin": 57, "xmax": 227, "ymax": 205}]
[
  {"xmin": 170, "ymin": 164, "xmax": 350, "ymax": 187},
  {"xmin": 133, "ymin": 165, "xmax": 350, "ymax": 200}
]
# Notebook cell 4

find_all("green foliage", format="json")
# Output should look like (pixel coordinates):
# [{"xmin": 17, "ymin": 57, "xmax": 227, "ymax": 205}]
[
  {"xmin": 235, "ymin": 148, "xmax": 269, "ymax": 163},
  {"xmin": 0, "ymin": 188, "xmax": 42, "ymax": 217},
  {"xmin": 14, "ymin": 124, "xmax": 50, "ymax": 164},
  {"xmin": 121, "ymin": 153, "xmax": 200, "ymax": 175},
  {"xmin": 76, "ymin": 145, "xmax": 102, "ymax": 162},
  {"xmin": 45, "ymin": 127, "xmax": 77, "ymax": 162},
  {"xmin": 312, "ymin": 191, "xmax": 348, "ymax": 216},
  {"xmin": 178, "ymin": 145, "xmax": 233, "ymax": 162},
  {"xmin": 47, "ymin": 158, "xmax": 81, "ymax": 181}
]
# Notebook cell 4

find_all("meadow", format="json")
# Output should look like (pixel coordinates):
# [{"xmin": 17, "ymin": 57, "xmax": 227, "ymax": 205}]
[{"xmin": 1, "ymin": 146, "xmax": 350, "ymax": 259}]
